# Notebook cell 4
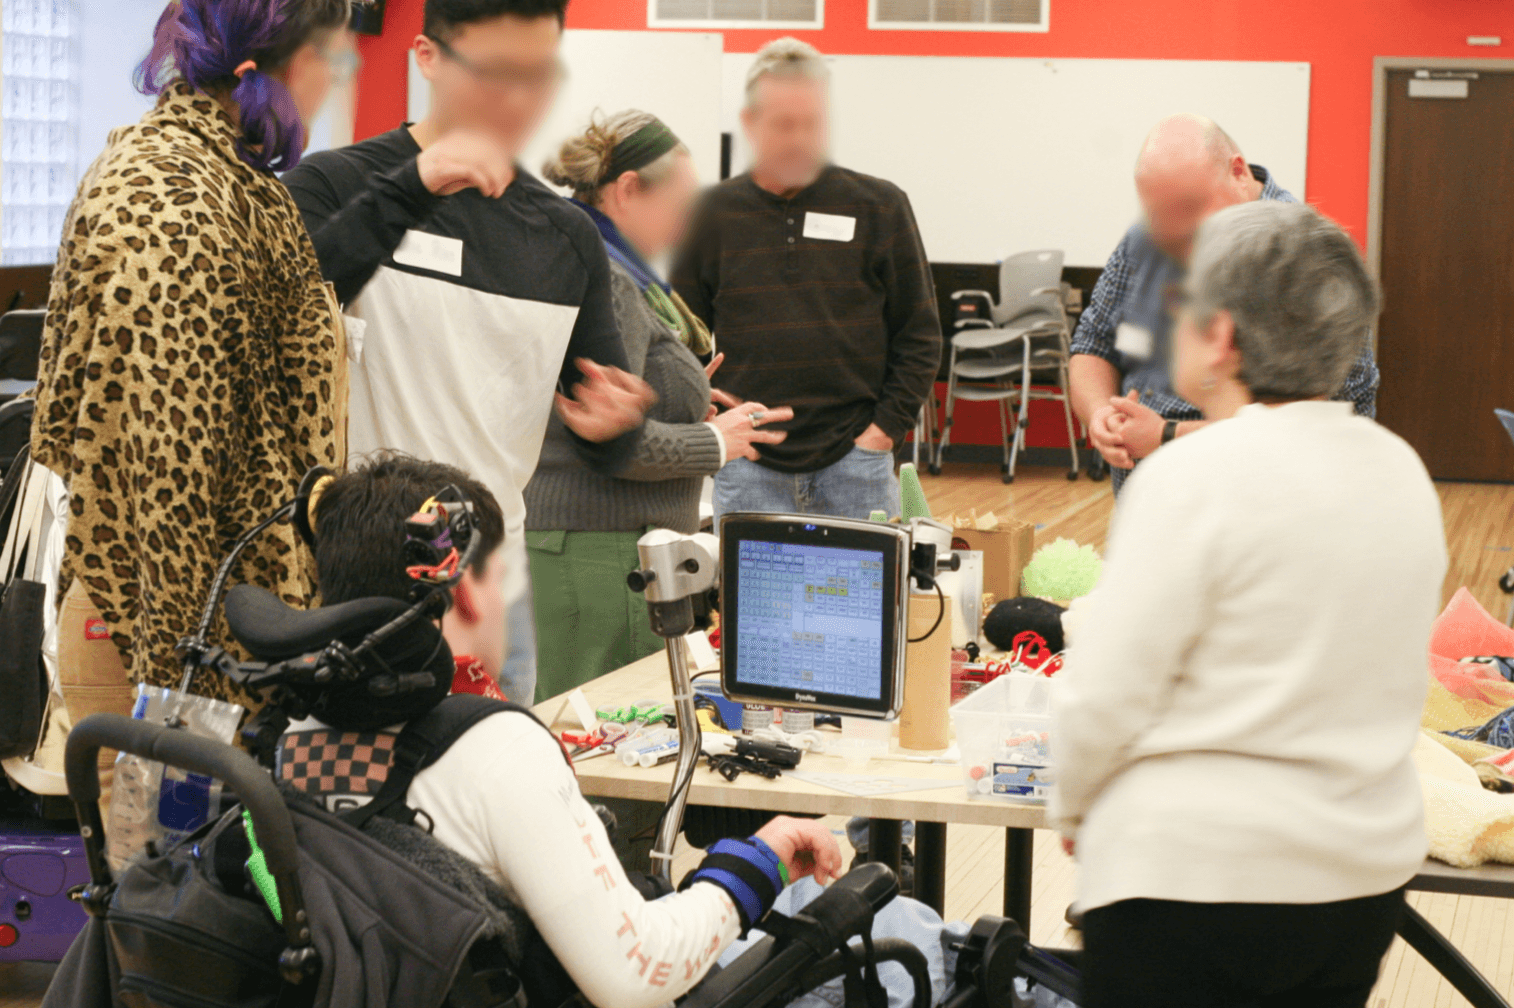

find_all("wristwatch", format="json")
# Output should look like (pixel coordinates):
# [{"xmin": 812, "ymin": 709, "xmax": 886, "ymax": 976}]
[{"xmin": 1161, "ymin": 420, "xmax": 1179, "ymax": 445}]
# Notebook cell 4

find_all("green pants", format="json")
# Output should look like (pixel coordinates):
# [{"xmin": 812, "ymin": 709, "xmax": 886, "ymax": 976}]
[{"xmin": 527, "ymin": 529, "xmax": 666, "ymax": 704}]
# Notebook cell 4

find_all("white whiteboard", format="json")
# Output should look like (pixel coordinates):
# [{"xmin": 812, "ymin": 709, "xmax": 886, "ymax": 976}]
[
  {"xmin": 722, "ymin": 54, "xmax": 1311, "ymax": 266},
  {"xmin": 409, "ymin": 30, "xmax": 725, "ymax": 191}
]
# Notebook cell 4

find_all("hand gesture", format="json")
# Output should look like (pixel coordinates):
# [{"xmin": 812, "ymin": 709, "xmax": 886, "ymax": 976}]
[
  {"xmin": 703, "ymin": 354, "xmax": 746, "ymax": 412},
  {"xmin": 555, "ymin": 358, "xmax": 658, "ymax": 443},
  {"xmin": 710, "ymin": 401, "xmax": 793, "ymax": 462},
  {"xmin": 753, "ymin": 816, "xmax": 843, "ymax": 887},
  {"xmin": 416, "ymin": 129, "xmax": 515, "ymax": 198},
  {"xmin": 1088, "ymin": 390, "xmax": 1138, "ymax": 470},
  {"xmin": 1106, "ymin": 391, "xmax": 1166, "ymax": 462}
]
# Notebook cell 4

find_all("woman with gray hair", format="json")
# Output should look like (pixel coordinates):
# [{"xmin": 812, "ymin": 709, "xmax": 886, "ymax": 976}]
[{"xmin": 1051, "ymin": 201, "xmax": 1447, "ymax": 1008}]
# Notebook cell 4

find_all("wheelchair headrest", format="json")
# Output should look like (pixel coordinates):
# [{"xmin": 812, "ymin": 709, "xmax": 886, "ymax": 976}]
[
  {"xmin": 226, "ymin": 584, "xmax": 456, "ymax": 732},
  {"xmin": 226, "ymin": 584, "xmax": 411, "ymax": 661}
]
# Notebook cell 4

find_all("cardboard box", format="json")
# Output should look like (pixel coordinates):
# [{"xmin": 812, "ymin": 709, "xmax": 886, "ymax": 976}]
[{"xmin": 949, "ymin": 518, "xmax": 1035, "ymax": 604}]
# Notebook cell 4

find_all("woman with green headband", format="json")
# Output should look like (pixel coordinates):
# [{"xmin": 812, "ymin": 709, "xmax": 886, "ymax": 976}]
[{"xmin": 527, "ymin": 110, "xmax": 795, "ymax": 701}]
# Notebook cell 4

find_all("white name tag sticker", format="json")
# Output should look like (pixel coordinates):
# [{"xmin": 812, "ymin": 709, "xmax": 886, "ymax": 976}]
[
  {"xmin": 393, "ymin": 229, "xmax": 464, "ymax": 276},
  {"xmin": 1114, "ymin": 321, "xmax": 1153, "ymax": 360},
  {"xmin": 342, "ymin": 314, "xmax": 366, "ymax": 362},
  {"xmin": 803, "ymin": 211, "xmax": 856, "ymax": 242}
]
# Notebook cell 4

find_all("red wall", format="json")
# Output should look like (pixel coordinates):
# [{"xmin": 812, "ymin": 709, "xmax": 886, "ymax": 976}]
[
  {"xmin": 358, "ymin": 0, "xmax": 1513, "ymax": 248},
  {"xmin": 355, "ymin": 0, "xmax": 1510, "ymax": 454}
]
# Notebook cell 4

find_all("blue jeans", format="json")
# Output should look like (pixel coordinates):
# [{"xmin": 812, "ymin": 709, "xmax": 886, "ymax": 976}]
[
  {"xmin": 498, "ymin": 590, "xmax": 537, "ymax": 706},
  {"xmin": 713, "ymin": 445, "xmax": 900, "ymax": 526}
]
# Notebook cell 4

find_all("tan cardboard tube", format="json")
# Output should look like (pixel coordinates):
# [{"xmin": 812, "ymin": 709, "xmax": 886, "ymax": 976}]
[{"xmin": 899, "ymin": 592, "xmax": 952, "ymax": 751}]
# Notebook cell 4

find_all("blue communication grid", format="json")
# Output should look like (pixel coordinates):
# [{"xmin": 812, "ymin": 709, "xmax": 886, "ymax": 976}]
[{"xmin": 734, "ymin": 539, "xmax": 886, "ymax": 700}]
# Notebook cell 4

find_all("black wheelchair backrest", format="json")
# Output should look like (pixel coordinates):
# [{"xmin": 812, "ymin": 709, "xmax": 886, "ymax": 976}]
[{"xmin": 225, "ymin": 584, "xmax": 411, "ymax": 661}]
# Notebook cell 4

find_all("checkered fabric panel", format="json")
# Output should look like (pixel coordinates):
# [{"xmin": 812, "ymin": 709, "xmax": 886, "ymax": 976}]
[{"xmin": 277, "ymin": 729, "xmax": 398, "ymax": 796}]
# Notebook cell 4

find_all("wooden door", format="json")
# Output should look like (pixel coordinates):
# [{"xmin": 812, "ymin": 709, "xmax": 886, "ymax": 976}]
[{"xmin": 1378, "ymin": 68, "xmax": 1514, "ymax": 481}]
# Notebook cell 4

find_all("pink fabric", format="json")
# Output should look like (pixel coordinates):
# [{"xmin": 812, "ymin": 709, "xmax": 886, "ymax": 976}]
[
  {"xmin": 1431, "ymin": 653, "xmax": 1514, "ymax": 707},
  {"xmin": 1430, "ymin": 587, "xmax": 1514, "ymax": 661}
]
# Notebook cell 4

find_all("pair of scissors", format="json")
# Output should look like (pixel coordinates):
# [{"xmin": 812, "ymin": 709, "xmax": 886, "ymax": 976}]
[{"xmin": 571, "ymin": 744, "xmax": 615, "ymax": 763}]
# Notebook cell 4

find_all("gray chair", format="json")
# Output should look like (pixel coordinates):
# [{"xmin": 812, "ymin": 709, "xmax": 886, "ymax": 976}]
[
  {"xmin": 912, "ymin": 401, "xmax": 936, "ymax": 471},
  {"xmin": 1497, "ymin": 408, "xmax": 1514, "ymax": 626},
  {"xmin": 933, "ymin": 251, "xmax": 1080, "ymax": 484}
]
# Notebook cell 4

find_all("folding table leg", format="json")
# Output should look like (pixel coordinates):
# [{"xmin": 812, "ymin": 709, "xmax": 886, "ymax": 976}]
[
  {"xmin": 913, "ymin": 821, "xmax": 947, "ymax": 915},
  {"xmin": 869, "ymin": 818, "xmax": 904, "ymax": 882},
  {"xmin": 1398, "ymin": 903, "xmax": 1512, "ymax": 1008},
  {"xmin": 1003, "ymin": 827, "xmax": 1034, "ymax": 929}
]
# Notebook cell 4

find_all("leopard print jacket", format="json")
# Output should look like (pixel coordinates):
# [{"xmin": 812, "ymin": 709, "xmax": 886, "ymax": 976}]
[{"xmin": 31, "ymin": 83, "xmax": 347, "ymax": 704}]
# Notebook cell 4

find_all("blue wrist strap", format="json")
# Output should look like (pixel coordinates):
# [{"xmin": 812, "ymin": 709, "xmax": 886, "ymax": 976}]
[
  {"xmin": 747, "ymin": 836, "xmax": 789, "ymax": 889},
  {"xmin": 685, "ymin": 837, "xmax": 783, "ymax": 933}
]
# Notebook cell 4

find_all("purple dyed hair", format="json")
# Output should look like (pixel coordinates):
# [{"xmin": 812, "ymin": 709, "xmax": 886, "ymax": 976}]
[{"xmin": 136, "ymin": 0, "xmax": 350, "ymax": 172}]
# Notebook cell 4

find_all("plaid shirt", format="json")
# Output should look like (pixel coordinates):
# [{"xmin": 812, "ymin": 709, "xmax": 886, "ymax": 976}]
[{"xmin": 1070, "ymin": 165, "xmax": 1380, "ymax": 427}]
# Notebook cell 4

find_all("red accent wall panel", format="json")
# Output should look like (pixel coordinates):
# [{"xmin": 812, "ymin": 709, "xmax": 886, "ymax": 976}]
[
  {"xmin": 356, "ymin": 0, "xmax": 1512, "ymax": 248},
  {"xmin": 353, "ymin": 0, "xmax": 1511, "ymax": 449}
]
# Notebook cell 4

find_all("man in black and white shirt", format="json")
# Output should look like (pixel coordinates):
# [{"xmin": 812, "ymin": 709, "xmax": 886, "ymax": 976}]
[{"xmin": 284, "ymin": 0, "xmax": 653, "ymax": 705}]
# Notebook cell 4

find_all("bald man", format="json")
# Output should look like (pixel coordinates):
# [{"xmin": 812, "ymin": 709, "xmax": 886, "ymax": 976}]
[{"xmin": 1069, "ymin": 115, "xmax": 1379, "ymax": 493}]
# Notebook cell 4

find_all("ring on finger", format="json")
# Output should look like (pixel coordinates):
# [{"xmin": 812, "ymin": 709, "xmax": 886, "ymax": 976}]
[{"xmin": 748, "ymin": 409, "xmax": 766, "ymax": 426}]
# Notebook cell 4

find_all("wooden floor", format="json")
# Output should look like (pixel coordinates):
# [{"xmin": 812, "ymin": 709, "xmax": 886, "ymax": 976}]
[
  {"xmin": 920, "ymin": 465, "xmax": 1514, "ymax": 1008},
  {"xmin": 5, "ymin": 466, "xmax": 1512, "ymax": 1007}
]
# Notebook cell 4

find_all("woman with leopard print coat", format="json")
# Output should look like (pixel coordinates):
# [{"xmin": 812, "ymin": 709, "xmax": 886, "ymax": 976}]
[{"xmin": 30, "ymin": 0, "xmax": 352, "ymax": 709}]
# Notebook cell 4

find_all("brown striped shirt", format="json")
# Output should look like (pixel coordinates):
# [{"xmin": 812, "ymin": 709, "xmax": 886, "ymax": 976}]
[{"xmin": 672, "ymin": 166, "xmax": 941, "ymax": 473}]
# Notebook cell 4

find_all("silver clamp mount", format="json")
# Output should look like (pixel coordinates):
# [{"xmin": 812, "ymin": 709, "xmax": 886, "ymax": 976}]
[{"xmin": 627, "ymin": 530, "xmax": 720, "ymax": 883}]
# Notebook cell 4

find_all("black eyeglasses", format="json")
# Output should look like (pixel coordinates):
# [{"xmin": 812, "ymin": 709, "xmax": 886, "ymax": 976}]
[{"xmin": 425, "ymin": 34, "xmax": 565, "ymax": 94}]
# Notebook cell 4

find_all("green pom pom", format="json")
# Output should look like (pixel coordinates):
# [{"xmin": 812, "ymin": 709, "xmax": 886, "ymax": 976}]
[
  {"xmin": 1020, "ymin": 538, "xmax": 1102, "ymax": 600},
  {"xmin": 898, "ymin": 463, "xmax": 931, "ymax": 521}
]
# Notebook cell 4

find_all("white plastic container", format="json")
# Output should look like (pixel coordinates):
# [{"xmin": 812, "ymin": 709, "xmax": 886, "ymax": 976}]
[
  {"xmin": 950, "ymin": 672, "xmax": 1057, "ymax": 803},
  {"xmin": 832, "ymin": 715, "xmax": 891, "ymax": 768}
]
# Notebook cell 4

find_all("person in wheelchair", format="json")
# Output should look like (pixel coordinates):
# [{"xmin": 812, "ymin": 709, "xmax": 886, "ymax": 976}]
[
  {"xmin": 51, "ymin": 452, "xmax": 1028, "ymax": 1008},
  {"xmin": 268, "ymin": 453, "xmax": 848, "ymax": 1008}
]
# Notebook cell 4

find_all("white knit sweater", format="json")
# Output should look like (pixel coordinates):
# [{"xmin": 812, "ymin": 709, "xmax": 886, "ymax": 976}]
[{"xmin": 1051, "ymin": 401, "xmax": 1447, "ymax": 911}]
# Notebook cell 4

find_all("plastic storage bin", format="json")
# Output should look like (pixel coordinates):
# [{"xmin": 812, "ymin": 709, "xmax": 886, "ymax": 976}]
[{"xmin": 951, "ymin": 672, "xmax": 1057, "ymax": 803}]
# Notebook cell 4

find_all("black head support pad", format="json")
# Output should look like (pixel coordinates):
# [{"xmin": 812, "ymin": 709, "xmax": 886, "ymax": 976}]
[
  {"xmin": 225, "ymin": 585, "xmax": 453, "ymax": 732},
  {"xmin": 223, "ymin": 468, "xmax": 481, "ymax": 730}
]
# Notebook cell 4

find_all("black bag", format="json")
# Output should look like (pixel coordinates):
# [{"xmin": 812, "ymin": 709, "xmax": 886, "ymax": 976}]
[
  {"xmin": 48, "ymin": 696, "xmax": 564, "ymax": 1008},
  {"xmin": 0, "ymin": 443, "xmax": 51, "ymax": 760}
]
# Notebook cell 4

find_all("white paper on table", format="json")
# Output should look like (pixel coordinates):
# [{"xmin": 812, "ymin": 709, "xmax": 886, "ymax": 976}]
[
  {"xmin": 549, "ymin": 687, "xmax": 600, "ymax": 732},
  {"xmin": 685, "ymin": 630, "xmax": 719, "ymax": 671}
]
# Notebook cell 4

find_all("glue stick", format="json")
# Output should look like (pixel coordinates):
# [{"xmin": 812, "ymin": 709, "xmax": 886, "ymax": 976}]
[
  {"xmin": 623, "ymin": 738, "xmax": 679, "ymax": 768},
  {"xmin": 617, "ymin": 728, "xmax": 678, "ymax": 767}
]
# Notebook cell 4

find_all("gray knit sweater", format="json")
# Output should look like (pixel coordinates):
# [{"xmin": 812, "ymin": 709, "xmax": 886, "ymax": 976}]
[{"xmin": 524, "ymin": 263, "xmax": 722, "ymax": 534}]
